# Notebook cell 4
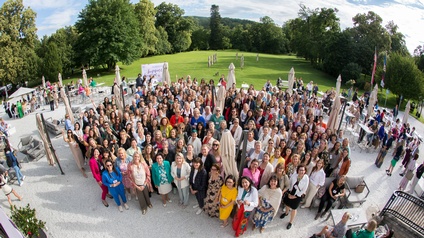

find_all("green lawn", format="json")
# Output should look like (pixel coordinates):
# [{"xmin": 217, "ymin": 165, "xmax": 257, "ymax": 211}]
[
  {"xmin": 65, "ymin": 50, "xmax": 338, "ymax": 91},
  {"xmin": 62, "ymin": 50, "xmax": 421, "ymax": 121}
]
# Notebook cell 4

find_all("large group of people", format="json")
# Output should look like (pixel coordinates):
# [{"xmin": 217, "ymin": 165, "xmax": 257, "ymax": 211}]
[{"xmin": 51, "ymin": 74, "xmax": 421, "ymax": 237}]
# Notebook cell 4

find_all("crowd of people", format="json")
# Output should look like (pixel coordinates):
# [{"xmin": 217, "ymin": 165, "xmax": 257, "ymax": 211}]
[{"xmin": 56, "ymin": 74, "xmax": 421, "ymax": 237}]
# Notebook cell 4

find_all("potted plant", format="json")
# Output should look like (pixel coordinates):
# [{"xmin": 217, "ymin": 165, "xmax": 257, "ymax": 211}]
[{"xmin": 10, "ymin": 204, "xmax": 46, "ymax": 238}]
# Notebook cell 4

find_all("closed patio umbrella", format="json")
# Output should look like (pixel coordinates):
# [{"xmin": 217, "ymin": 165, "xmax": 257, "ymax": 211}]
[
  {"xmin": 115, "ymin": 65, "xmax": 121, "ymax": 86},
  {"xmin": 60, "ymin": 87, "xmax": 74, "ymax": 125},
  {"xmin": 82, "ymin": 69, "xmax": 88, "ymax": 87},
  {"xmin": 216, "ymin": 84, "xmax": 226, "ymax": 112},
  {"xmin": 227, "ymin": 63, "xmax": 236, "ymax": 90},
  {"xmin": 403, "ymin": 100, "xmax": 410, "ymax": 124},
  {"xmin": 336, "ymin": 74, "xmax": 342, "ymax": 95},
  {"xmin": 163, "ymin": 62, "xmax": 171, "ymax": 85},
  {"xmin": 327, "ymin": 94, "xmax": 341, "ymax": 131},
  {"xmin": 288, "ymin": 67, "xmax": 295, "ymax": 95},
  {"xmin": 367, "ymin": 84, "xmax": 378, "ymax": 118},
  {"xmin": 220, "ymin": 130, "xmax": 239, "ymax": 181},
  {"xmin": 58, "ymin": 73, "xmax": 63, "ymax": 87}
]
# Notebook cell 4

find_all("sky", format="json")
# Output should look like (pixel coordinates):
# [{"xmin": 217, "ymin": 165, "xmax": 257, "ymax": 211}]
[{"xmin": 3, "ymin": 0, "xmax": 423, "ymax": 53}]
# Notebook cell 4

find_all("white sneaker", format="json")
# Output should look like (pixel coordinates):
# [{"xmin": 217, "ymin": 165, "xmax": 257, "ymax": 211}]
[
  {"xmin": 124, "ymin": 203, "xmax": 129, "ymax": 210},
  {"xmin": 118, "ymin": 206, "xmax": 123, "ymax": 212},
  {"xmin": 167, "ymin": 199, "xmax": 172, "ymax": 203},
  {"xmin": 22, "ymin": 176, "xmax": 26, "ymax": 181},
  {"xmin": 196, "ymin": 208, "xmax": 203, "ymax": 215},
  {"xmin": 128, "ymin": 195, "xmax": 132, "ymax": 201},
  {"xmin": 193, "ymin": 204, "xmax": 199, "ymax": 209},
  {"xmin": 19, "ymin": 182, "xmax": 23, "ymax": 186},
  {"xmin": 135, "ymin": 195, "xmax": 138, "ymax": 201}
]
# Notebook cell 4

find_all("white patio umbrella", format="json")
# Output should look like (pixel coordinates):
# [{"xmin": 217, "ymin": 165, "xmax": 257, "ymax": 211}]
[
  {"xmin": 226, "ymin": 63, "xmax": 236, "ymax": 90},
  {"xmin": 327, "ymin": 93, "xmax": 342, "ymax": 131},
  {"xmin": 216, "ymin": 84, "xmax": 226, "ymax": 112},
  {"xmin": 367, "ymin": 84, "xmax": 378, "ymax": 118},
  {"xmin": 60, "ymin": 87, "xmax": 74, "ymax": 124},
  {"xmin": 58, "ymin": 73, "xmax": 63, "ymax": 87},
  {"xmin": 113, "ymin": 84, "xmax": 123, "ymax": 112},
  {"xmin": 336, "ymin": 74, "xmax": 342, "ymax": 95},
  {"xmin": 82, "ymin": 69, "xmax": 88, "ymax": 86},
  {"xmin": 163, "ymin": 62, "xmax": 171, "ymax": 85},
  {"xmin": 220, "ymin": 130, "xmax": 239, "ymax": 181},
  {"xmin": 115, "ymin": 65, "xmax": 121, "ymax": 86},
  {"xmin": 288, "ymin": 67, "xmax": 295, "ymax": 94},
  {"xmin": 403, "ymin": 100, "xmax": 410, "ymax": 124},
  {"xmin": 42, "ymin": 76, "xmax": 46, "ymax": 88}
]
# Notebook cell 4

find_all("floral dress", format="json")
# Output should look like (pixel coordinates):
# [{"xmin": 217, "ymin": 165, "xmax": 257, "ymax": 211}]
[
  {"xmin": 203, "ymin": 176, "xmax": 223, "ymax": 217},
  {"xmin": 119, "ymin": 161, "xmax": 133, "ymax": 189},
  {"xmin": 253, "ymin": 198, "xmax": 275, "ymax": 228}
]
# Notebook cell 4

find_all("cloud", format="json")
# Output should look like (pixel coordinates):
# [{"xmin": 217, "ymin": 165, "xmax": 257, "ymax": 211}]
[
  {"xmin": 37, "ymin": 8, "xmax": 79, "ymax": 31},
  {"xmin": 23, "ymin": 0, "xmax": 77, "ymax": 9}
]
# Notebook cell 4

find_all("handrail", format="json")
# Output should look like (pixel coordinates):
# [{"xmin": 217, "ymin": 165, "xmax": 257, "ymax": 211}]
[{"xmin": 380, "ymin": 191, "xmax": 424, "ymax": 236}]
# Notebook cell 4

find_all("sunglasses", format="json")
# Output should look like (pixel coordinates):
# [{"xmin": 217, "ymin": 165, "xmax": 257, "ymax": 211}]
[
  {"xmin": 106, "ymin": 164, "xmax": 113, "ymax": 167},
  {"xmin": 213, "ymin": 144, "xmax": 219, "ymax": 146}
]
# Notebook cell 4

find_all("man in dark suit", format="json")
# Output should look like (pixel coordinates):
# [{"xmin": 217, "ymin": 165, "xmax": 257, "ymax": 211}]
[{"xmin": 198, "ymin": 145, "xmax": 216, "ymax": 174}]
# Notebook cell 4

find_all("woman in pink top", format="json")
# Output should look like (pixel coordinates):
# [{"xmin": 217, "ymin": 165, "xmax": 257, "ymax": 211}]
[
  {"xmin": 242, "ymin": 159, "xmax": 261, "ymax": 188},
  {"xmin": 89, "ymin": 148, "xmax": 109, "ymax": 207}
]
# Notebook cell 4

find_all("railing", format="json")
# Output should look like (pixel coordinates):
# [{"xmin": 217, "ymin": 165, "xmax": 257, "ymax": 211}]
[{"xmin": 380, "ymin": 191, "xmax": 424, "ymax": 236}]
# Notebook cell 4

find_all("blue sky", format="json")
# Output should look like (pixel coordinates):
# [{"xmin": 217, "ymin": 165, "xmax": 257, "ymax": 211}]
[{"xmin": 2, "ymin": 0, "xmax": 423, "ymax": 53}]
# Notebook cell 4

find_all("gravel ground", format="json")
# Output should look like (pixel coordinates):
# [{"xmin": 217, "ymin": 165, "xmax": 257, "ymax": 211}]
[{"xmin": 1, "ymin": 97, "xmax": 423, "ymax": 238}]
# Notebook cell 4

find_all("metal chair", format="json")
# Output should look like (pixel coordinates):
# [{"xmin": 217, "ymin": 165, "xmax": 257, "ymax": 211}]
[{"xmin": 341, "ymin": 175, "xmax": 370, "ymax": 208}]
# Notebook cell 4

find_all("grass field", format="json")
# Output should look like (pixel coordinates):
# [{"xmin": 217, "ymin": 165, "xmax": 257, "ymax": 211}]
[
  {"xmin": 65, "ymin": 50, "xmax": 338, "ymax": 91},
  {"xmin": 62, "ymin": 50, "xmax": 422, "ymax": 122}
]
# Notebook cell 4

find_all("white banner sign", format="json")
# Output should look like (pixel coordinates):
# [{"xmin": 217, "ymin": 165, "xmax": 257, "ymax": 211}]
[{"xmin": 141, "ymin": 63, "xmax": 164, "ymax": 84}]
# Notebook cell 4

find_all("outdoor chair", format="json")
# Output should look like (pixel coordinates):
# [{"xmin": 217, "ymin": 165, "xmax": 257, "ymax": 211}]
[
  {"xmin": 310, "ymin": 177, "xmax": 341, "ymax": 209},
  {"xmin": 18, "ymin": 135, "xmax": 34, "ymax": 154},
  {"xmin": 341, "ymin": 175, "xmax": 370, "ymax": 208},
  {"xmin": 26, "ymin": 139, "xmax": 45, "ymax": 161}
]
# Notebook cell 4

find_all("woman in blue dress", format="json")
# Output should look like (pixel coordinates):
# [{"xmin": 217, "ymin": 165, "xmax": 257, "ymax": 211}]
[
  {"xmin": 102, "ymin": 159, "xmax": 129, "ymax": 212},
  {"xmin": 252, "ymin": 174, "xmax": 282, "ymax": 233}
]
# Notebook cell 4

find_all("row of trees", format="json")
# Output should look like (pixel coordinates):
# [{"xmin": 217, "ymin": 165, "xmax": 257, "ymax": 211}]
[{"xmin": 0, "ymin": 0, "xmax": 423, "ymax": 100}]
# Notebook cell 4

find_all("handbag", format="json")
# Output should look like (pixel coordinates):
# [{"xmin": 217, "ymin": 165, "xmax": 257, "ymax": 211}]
[
  {"xmin": 316, "ymin": 186, "xmax": 326, "ymax": 198},
  {"xmin": 355, "ymin": 181, "xmax": 366, "ymax": 193},
  {"xmin": 405, "ymin": 170, "xmax": 414, "ymax": 180}
]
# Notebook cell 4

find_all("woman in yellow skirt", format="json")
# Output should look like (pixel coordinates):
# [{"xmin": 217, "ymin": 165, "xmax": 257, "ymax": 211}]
[{"xmin": 219, "ymin": 175, "xmax": 237, "ymax": 227}]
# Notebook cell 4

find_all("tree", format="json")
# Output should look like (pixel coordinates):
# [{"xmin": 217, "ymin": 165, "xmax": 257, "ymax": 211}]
[
  {"xmin": 385, "ymin": 53, "xmax": 424, "ymax": 100},
  {"xmin": 155, "ymin": 2, "xmax": 192, "ymax": 53},
  {"xmin": 348, "ymin": 11, "xmax": 391, "ymax": 75},
  {"xmin": 0, "ymin": 0, "xmax": 38, "ymax": 85},
  {"xmin": 190, "ymin": 28, "xmax": 210, "ymax": 50},
  {"xmin": 42, "ymin": 42, "xmax": 62, "ymax": 82},
  {"xmin": 48, "ymin": 26, "xmax": 79, "ymax": 76},
  {"xmin": 385, "ymin": 21, "xmax": 409, "ymax": 56},
  {"xmin": 134, "ymin": 0, "xmax": 158, "ymax": 56},
  {"xmin": 257, "ymin": 16, "xmax": 287, "ymax": 54},
  {"xmin": 209, "ymin": 5, "xmax": 223, "ymax": 50},
  {"xmin": 75, "ymin": 0, "xmax": 140, "ymax": 70},
  {"xmin": 154, "ymin": 26, "xmax": 172, "ymax": 55}
]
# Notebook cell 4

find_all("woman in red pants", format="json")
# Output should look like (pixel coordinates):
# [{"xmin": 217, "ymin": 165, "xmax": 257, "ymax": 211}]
[{"xmin": 89, "ymin": 148, "xmax": 110, "ymax": 207}]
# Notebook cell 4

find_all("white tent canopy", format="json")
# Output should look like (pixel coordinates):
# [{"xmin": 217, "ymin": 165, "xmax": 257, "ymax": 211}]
[{"xmin": 8, "ymin": 87, "xmax": 35, "ymax": 99}]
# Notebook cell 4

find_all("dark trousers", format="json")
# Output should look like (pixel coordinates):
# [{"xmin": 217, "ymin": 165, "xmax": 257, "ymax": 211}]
[
  {"xmin": 195, "ymin": 190, "xmax": 206, "ymax": 208},
  {"xmin": 318, "ymin": 192, "xmax": 335, "ymax": 213},
  {"xmin": 49, "ymin": 100, "xmax": 54, "ymax": 111}
]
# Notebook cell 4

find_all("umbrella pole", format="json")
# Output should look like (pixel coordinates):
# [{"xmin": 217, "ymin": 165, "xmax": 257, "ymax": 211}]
[
  {"xmin": 237, "ymin": 130, "xmax": 249, "ymax": 179},
  {"xmin": 338, "ymin": 99, "xmax": 348, "ymax": 134},
  {"xmin": 40, "ymin": 113, "xmax": 65, "ymax": 175}
]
